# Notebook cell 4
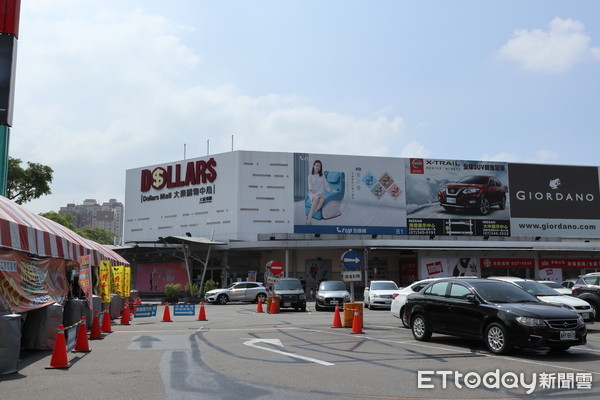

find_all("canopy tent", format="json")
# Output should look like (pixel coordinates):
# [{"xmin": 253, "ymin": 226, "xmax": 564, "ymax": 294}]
[{"xmin": 0, "ymin": 196, "xmax": 128, "ymax": 266}]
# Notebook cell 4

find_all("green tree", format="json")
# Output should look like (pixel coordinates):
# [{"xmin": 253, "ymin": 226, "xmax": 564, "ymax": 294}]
[
  {"xmin": 79, "ymin": 227, "xmax": 116, "ymax": 245},
  {"xmin": 40, "ymin": 211, "xmax": 76, "ymax": 230},
  {"xmin": 7, "ymin": 157, "xmax": 53, "ymax": 204}
]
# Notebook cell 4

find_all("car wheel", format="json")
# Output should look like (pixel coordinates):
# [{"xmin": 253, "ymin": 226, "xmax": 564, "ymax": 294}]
[
  {"xmin": 587, "ymin": 300, "xmax": 600, "ymax": 321},
  {"xmin": 401, "ymin": 308, "xmax": 410, "ymax": 328},
  {"xmin": 499, "ymin": 195, "xmax": 506, "ymax": 210},
  {"xmin": 255, "ymin": 293, "xmax": 267, "ymax": 303},
  {"xmin": 478, "ymin": 196, "xmax": 490, "ymax": 215},
  {"xmin": 364, "ymin": 301, "xmax": 369, "ymax": 309},
  {"xmin": 411, "ymin": 314, "xmax": 432, "ymax": 341},
  {"xmin": 549, "ymin": 345, "xmax": 571, "ymax": 352},
  {"xmin": 217, "ymin": 294, "xmax": 228, "ymax": 305},
  {"xmin": 485, "ymin": 322, "xmax": 511, "ymax": 354},
  {"xmin": 315, "ymin": 302, "xmax": 322, "ymax": 311}
]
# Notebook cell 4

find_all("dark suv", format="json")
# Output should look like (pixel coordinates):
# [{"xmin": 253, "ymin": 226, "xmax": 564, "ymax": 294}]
[
  {"xmin": 438, "ymin": 175, "xmax": 506, "ymax": 216},
  {"xmin": 572, "ymin": 273, "xmax": 600, "ymax": 320}
]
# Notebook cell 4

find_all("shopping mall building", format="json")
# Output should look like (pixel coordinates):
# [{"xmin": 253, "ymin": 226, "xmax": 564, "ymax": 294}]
[{"xmin": 117, "ymin": 150, "xmax": 600, "ymax": 294}]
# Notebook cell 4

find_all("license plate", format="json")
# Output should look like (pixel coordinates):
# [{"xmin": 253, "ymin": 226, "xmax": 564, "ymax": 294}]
[
  {"xmin": 560, "ymin": 331, "xmax": 576, "ymax": 340},
  {"xmin": 331, "ymin": 300, "xmax": 338, "ymax": 304},
  {"xmin": 447, "ymin": 198, "xmax": 456, "ymax": 204},
  {"xmin": 284, "ymin": 302, "xmax": 291, "ymax": 307}
]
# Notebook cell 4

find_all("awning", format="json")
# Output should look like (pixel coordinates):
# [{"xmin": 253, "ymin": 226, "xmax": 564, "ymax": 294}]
[{"xmin": 0, "ymin": 195, "xmax": 128, "ymax": 266}]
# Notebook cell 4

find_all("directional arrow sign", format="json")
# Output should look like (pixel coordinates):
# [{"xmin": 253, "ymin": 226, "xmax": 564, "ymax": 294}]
[
  {"xmin": 341, "ymin": 250, "xmax": 361, "ymax": 271},
  {"xmin": 243, "ymin": 338, "xmax": 334, "ymax": 366},
  {"xmin": 132, "ymin": 335, "xmax": 162, "ymax": 349}
]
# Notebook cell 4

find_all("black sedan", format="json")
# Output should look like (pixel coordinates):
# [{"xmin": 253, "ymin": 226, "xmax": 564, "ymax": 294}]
[{"xmin": 404, "ymin": 278, "xmax": 587, "ymax": 354}]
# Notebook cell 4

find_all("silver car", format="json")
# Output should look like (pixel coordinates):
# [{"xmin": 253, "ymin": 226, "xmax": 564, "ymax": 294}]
[
  {"xmin": 314, "ymin": 280, "xmax": 351, "ymax": 311},
  {"xmin": 204, "ymin": 282, "xmax": 270, "ymax": 305}
]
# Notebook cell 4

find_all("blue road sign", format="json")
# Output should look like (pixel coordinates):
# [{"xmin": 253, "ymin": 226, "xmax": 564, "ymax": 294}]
[{"xmin": 341, "ymin": 250, "xmax": 361, "ymax": 271}]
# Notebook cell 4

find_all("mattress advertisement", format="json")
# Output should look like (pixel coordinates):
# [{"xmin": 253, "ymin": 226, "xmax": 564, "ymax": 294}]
[
  {"xmin": 406, "ymin": 158, "xmax": 510, "ymax": 236},
  {"xmin": 293, "ymin": 153, "xmax": 407, "ymax": 235},
  {"xmin": 508, "ymin": 163, "xmax": 600, "ymax": 238}
]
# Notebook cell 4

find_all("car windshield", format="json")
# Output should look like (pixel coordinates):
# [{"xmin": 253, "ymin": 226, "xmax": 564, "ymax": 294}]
[
  {"xmin": 320, "ymin": 281, "xmax": 346, "ymax": 291},
  {"xmin": 275, "ymin": 280, "xmax": 303, "ymax": 290},
  {"xmin": 514, "ymin": 281, "xmax": 560, "ymax": 296},
  {"xmin": 540, "ymin": 281, "xmax": 562, "ymax": 289},
  {"xmin": 371, "ymin": 282, "xmax": 398, "ymax": 290},
  {"xmin": 471, "ymin": 281, "xmax": 539, "ymax": 303},
  {"xmin": 458, "ymin": 175, "xmax": 489, "ymax": 184}
]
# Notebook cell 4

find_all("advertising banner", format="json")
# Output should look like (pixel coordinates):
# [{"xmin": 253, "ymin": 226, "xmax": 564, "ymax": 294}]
[
  {"xmin": 538, "ymin": 268, "xmax": 563, "ymax": 282},
  {"xmin": 480, "ymin": 258, "xmax": 535, "ymax": 269},
  {"xmin": 77, "ymin": 255, "xmax": 93, "ymax": 310},
  {"xmin": 419, "ymin": 257, "xmax": 480, "ymax": 279},
  {"xmin": 124, "ymin": 266, "xmax": 131, "ymax": 297},
  {"xmin": 99, "ymin": 260, "xmax": 111, "ymax": 303},
  {"xmin": 0, "ymin": 251, "xmax": 68, "ymax": 313},
  {"xmin": 134, "ymin": 262, "xmax": 189, "ymax": 292},
  {"xmin": 293, "ymin": 153, "xmax": 407, "ymax": 235},
  {"xmin": 112, "ymin": 265, "xmax": 124, "ymax": 298},
  {"xmin": 508, "ymin": 163, "xmax": 600, "ymax": 238},
  {"xmin": 406, "ymin": 158, "xmax": 510, "ymax": 237},
  {"xmin": 539, "ymin": 259, "xmax": 600, "ymax": 269}
]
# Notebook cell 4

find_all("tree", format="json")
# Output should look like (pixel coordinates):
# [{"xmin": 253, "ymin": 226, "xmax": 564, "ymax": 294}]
[
  {"xmin": 7, "ymin": 157, "xmax": 53, "ymax": 204},
  {"xmin": 40, "ymin": 212, "xmax": 116, "ymax": 245},
  {"xmin": 40, "ymin": 211, "xmax": 76, "ymax": 230}
]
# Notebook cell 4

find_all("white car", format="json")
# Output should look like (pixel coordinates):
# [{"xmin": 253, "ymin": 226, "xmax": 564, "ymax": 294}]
[
  {"xmin": 363, "ymin": 280, "xmax": 398, "ymax": 309},
  {"xmin": 489, "ymin": 277, "xmax": 595, "ymax": 323},
  {"xmin": 391, "ymin": 278, "xmax": 442, "ymax": 328},
  {"xmin": 537, "ymin": 280, "xmax": 572, "ymax": 295}
]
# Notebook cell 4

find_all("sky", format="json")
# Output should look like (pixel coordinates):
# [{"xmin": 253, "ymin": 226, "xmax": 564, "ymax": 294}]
[{"xmin": 8, "ymin": 0, "xmax": 600, "ymax": 214}]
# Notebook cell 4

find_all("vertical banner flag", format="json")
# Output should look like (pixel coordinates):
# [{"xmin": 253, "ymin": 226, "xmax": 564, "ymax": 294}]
[
  {"xmin": 77, "ymin": 255, "xmax": 93, "ymax": 310},
  {"xmin": 112, "ymin": 265, "xmax": 125, "ymax": 298},
  {"xmin": 124, "ymin": 266, "xmax": 131, "ymax": 297},
  {"xmin": 99, "ymin": 260, "xmax": 111, "ymax": 303}
]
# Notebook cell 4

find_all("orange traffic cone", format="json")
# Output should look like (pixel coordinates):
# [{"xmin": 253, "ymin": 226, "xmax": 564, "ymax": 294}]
[
  {"xmin": 269, "ymin": 297, "xmax": 278, "ymax": 314},
  {"xmin": 351, "ymin": 310, "xmax": 364, "ymax": 334},
  {"xmin": 256, "ymin": 299, "xmax": 263, "ymax": 313},
  {"xmin": 101, "ymin": 307, "xmax": 113, "ymax": 333},
  {"xmin": 73, "ymin": 317, "xmax": 91, "ymax": 352},
  {"xmin": 89, "ymin": 311, "xmax": 103, "ymax": 340},
  {"xmin": 331, "ymin": 305, "xmax": 343, "ymax": 328},
  {"xmin": 162, "ymin": 304, "xmax": 172, "ymax": 322},
  {"xmin": 197, "ymin": 301, "xmax": 207, "ymax": 321},
  {"xmin": 121, "ymin": 300, "xmax": 131, "ymax": 325},
  {"xmin": 46, "ymin": 325, "xmax": 71, "ymax": 369}
]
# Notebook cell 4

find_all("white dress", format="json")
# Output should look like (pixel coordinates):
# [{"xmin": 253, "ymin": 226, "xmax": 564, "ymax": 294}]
[{"xmin": 308, "ymin": 174, "xmax": 327, "ymax": 201}]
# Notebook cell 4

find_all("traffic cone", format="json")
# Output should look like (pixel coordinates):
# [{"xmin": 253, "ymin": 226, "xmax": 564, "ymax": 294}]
[
  {"xmin": 101, "ymin": 307, "xmax": 113, "ymax": 333},
  {"xmin": 46, "ymin": 325, "xmax": 71, "ymax": 369},
  {"xmin": 269, "ymin": 297, "xmax": 278, "ymax": 314},
  {"xmin": 73, "ymin": 317, "xmax": 91, "ymax": 353},
  {"xmin": 197, "ymin": 301, "xmax": 207, "ymax": 321},
  {"xmin": 121, "ymin": 300, "xmax": 131, "ymax": 325},
  {"xmin": 351, "ymin": 310, "xmax": 364, "ymax": 334},
  {"xmin": 89, "ymin": 310, "xmax": 103, "ymax": 340},
  {"xmin": 162, "ymin": 304, "xmax": 172, "ymax": 322},
  {"xmin": 331, "ymin": 305, "xmax": 343, "ymax": 328},
  {"xmin": 256, "ymin": 299, "xmax": 263, "ymax": 313}
]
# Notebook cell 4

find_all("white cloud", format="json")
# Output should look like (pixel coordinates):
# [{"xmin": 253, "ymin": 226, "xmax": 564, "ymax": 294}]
[{"xmin": 497, "ymin": 17, "xmax": 600, "ymax": 74}]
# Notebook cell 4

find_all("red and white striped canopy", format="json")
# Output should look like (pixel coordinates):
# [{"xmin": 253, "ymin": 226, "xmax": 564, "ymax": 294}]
[{"xmin": 0, "ymin": 196, "xmax": 128, "ymax": 266}]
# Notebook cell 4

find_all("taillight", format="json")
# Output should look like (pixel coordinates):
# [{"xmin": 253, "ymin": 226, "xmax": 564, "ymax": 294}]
[
  {"xmin": 392, "ymin": 293, "xmax": 399, "ymax": 299},
  {"xmin": 572, "ymin": 286, "xmax": 580, "ymax": 291}
]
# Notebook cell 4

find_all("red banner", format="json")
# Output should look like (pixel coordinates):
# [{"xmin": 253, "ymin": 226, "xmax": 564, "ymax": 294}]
[
  {"xmin": 539, "ymin": 259, "xmax": 600, "ymax": 269},
  {"xmin": 0, "ymin": 251, "xmax": 69, "ymax": 313},
  {"xmin": 480, "ymin": 258, "xmax": 535, "ymax": 269}
]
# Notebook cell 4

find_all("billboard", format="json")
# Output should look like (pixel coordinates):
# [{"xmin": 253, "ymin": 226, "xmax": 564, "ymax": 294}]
[
  {"xmin": 293, "ymin": 153, "xmax": 407, "ymax": 235},
  {"xmin": 508, "ymin": 163, "xmax": 600, "ymax": 237},
  {"xmin": 406, "ymin": 158, "xmax": 510, "ymax": 236}
]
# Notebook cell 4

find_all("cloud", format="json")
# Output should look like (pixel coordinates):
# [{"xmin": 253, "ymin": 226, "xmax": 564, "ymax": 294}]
[{"xmin": 496, "ymin": 17, "xmax": 600, "ymax": 74}]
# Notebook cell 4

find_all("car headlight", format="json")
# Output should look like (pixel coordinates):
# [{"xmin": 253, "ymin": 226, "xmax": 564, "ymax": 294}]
[
  {"xmin": 559, "ymin": 303, "xmax": 575, "ymax": 310},
  {"xmin": 463, "ymin": 188, "xmax": 480, "ymax": 194},
  {"xmin": 344, "ymin": 294, "xmax": 351, "ymax": 300},
  {"xmin": 373, "ymin": 294, "xmax": 380, "ymax": 298},
  {"xmin": 516, "ymin": 316, "xmax": 546, "ymax": 327},
  {"xmin": 316, "ymin": 294, "xmax": 324, "ymax": 300},
  {"xmin": 299, "ymin": 294, "xmax": 306, "ymax": 299}
]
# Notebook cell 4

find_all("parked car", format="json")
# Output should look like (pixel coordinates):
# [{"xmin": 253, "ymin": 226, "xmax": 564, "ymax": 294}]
[
  {"xmin": 489, "ymin": 277, "xmax": 595, "ymax": 323},
  {"xmin": 272, "ymin": 278, "xmax": 307, "ymax": 311},
  {"xmin": 561, "ymin": 279, "xmax": 578, "ymax": 289},
  {"xmin": 537, "ymin": 280, "xmax": 572, "ymax": 296},
  {"xmin": 438, "ymin": 175, "xmax": 506, "ymax": 216},
  {"xmin": 204, "ymin": 282, "xmax": 270, "ymax": 305},
  {"xmin": 314, "ymin": 280, "xmax": 351, "ymax": 311},
  {"xmin": 571, "ymin": 273, "xmax": 600, "ymax": 320},
  {"xmin": 405, "ymin": 278, "xmax": 587, "ymax": 354},
  {"xmin": 363, "ymin": 280, "xmax": 399, "ymax": 309},
  {"xmin": 391, "ymin": 278, "xmax": 443, "ymax": 328}
]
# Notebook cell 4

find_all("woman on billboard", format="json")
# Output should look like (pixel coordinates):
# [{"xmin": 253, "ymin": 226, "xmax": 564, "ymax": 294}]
[{"xmin": 306, "ymin": 160, "xmax": 338, "ymax": 224}]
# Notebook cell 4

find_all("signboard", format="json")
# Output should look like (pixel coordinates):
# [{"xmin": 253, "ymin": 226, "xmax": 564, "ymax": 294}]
[
  {"xmin": 267, "ymin": 261, "xmax": 284, "ymax": 275},
  {"xmin": 173, "ymin": 304, "xmax": 195, "ymax": 316},
  {"xmin": 342, "ymin": 271, "xmax": 362, "ymax": 282},
  {"xmin": 134, "ymin": 304, "xmax": 158, "ymax": 318},
  {"xmin": 266, "ymin": 275, "xmax": 280, "ymax": 285},
  {"xmin": 341, "ymin": 250, "xmax": 361, "ymax": 271}
]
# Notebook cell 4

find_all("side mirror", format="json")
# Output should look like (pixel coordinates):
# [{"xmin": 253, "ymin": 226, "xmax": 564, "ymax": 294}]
[{"xmin": 466, "ymin": 294, "xmax": 478, "ymax": 303}]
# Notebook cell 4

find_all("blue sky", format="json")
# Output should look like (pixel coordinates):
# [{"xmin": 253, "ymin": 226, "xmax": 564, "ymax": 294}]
[{"xmin": 9, "ymin": 0, "xmax": 600, "ymax": 213}]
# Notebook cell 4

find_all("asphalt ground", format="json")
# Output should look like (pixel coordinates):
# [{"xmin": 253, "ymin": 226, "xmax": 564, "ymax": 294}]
[{"xmin": 2, "ymin": 301, "xmax": 600, "ymax": 400}]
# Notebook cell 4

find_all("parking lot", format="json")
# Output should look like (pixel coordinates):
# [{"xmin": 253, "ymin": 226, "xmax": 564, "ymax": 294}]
[{"xmin": 4, "ymin": 301, "xmax": 600, "ymax": 399}]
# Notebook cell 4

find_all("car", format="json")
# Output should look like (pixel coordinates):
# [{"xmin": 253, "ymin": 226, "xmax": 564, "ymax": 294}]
[
  {"xmin": 204, "ymin": 282, "xmax": 270, "ymax": 305},
  {"xmin": 314, "ymin": 280, "xmax": 351, "ymax": 311},
  {"xmin": 537, "ymin": 280, "xmax": 572, "ymax": 295},
  {"xmin": 272, "ymin": 278, "xmax": 307, "ymax": 311},
  {"xmin": 363, "ymin": 280, "xmax": 399, "ymax": 309},
  {"xmin": 561, "ymin": 279, "xmax": 578, "ymax": 289},
  {"xmin": 404, "ymin": 278, "xmax": 587, "ymax": 354},
  {"xmin": 489, "ymin": 277, "xmax": 595, "ymax": 323},
  {"xmin": 571, "ymin": 273, "xmax": 600, "ymax": 320},
  {"xmin": 438, "ymin": 175, "xmax": 506, "ymax": 216},
  {"xmin": 391, "ymin": 278, "xmax": 444, "ymax": 328}
]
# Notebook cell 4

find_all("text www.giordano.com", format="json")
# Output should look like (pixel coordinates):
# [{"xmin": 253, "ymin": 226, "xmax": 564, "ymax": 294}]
[{"xmin": 518, "ymin": 222, "xmax": 598, "ymax": 231}]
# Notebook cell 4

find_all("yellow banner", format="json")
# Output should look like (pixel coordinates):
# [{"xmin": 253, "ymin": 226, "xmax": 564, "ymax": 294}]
[
  {"xmin": 124, "ymin": 266, "xmax": 131, "ymax": 298},
  {"xmin": 112, "ymin": 265, "xmax": 125, "ymax": 298},
  {"xmin": 99, "ymin": 260, "xmax": 111, "ymax": 303}
]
